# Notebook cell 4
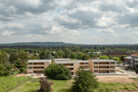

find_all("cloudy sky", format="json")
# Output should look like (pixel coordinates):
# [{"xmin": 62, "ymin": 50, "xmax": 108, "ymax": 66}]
[{"xmin": 0, "ymin": 0, "xmax": 138, "ymax": 44}]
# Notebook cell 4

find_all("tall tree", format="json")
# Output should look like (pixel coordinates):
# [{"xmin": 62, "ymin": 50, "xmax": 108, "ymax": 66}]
[{"xmin": 72, "ymin": 69, "xmax": 98, "ymax": 92}]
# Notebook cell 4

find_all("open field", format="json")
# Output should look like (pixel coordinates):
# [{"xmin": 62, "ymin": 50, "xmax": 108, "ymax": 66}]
[
  {"xmin": 10, "ymin": 79, "xmax": 40, "ymax": 92},
  {"xmin": 8, "ymin": 78, "xmax": 138, "ymax": 92},
  {"xmin": 0, "ymin": 76, "xmax": 31, "ymax": 92},
  {"xmin": 97, "ymin": 76, "xmax": 138, "ymax": 83}
]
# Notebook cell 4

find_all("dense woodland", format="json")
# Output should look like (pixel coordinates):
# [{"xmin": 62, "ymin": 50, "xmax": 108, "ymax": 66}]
[{"xmin": 0, "ymin": 44, "xmax": 138, "ymax": 76}]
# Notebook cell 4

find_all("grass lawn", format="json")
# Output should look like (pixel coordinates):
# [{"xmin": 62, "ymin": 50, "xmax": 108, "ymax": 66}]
[
  {"xmin": 51, "ymin": 80, "xmax": 73, "ymax": 92},
  {"xmin": 9, "ymin": 79, "xmax": 72, "ymax": 92},
  {"xmin": 10, "ymin": 79, "xmax": 40, "ymax": 92},
  {"xmin": 9, "ymin": 79, "xmax": 138, "ymax": 92},
  {"xmin": 96, "ymin": 82, "xmax": 138, "ymax": 92}
]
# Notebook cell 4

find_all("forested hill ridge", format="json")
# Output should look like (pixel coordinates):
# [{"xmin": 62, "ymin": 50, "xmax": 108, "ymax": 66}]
[
  {"xmin": 0, "ymin": 42, "xmax": 74, "ymax": 46},
  {"xmin": 0, "ymin": 42, "xmax": 138, "ymax": 49}
]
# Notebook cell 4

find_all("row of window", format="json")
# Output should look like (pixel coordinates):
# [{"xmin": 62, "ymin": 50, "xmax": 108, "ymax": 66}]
[
  {"xmin": 63, "ymin": 64, "xmax": 74, "ymax": 66},
  {"xmin": 28, "ymin": 67, "xmax": 44, "ymax": 69},
  {"xmin": 94, "ymin": 70, "xmax": 115, "ymax": 73},
  {"xmin": 28, "ymin": 63, "xmax": 44, "ymax": 65},
  {"xmin": 80, "ymin": 62, "xmax": 89, "ymax": 64},
  {"xmin": 94, "ymin": 66, "xmax": 115, "ymax": 68},
  {"xmin": 94, "ymin": 62, "xmax": 115, "ymax": 64}
]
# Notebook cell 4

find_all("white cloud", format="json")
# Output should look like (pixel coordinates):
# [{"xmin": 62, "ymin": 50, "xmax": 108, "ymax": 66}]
[
  {"xmin": 2, "ymin": 31, "xmax": 15, "ymax": 36},
  {"xmin": 15, "ymin": 0, "xmax": 42, "ymax": 8},
  {"xmin": 0, "ymin": 0, "xmax": 138, "ymax": 44}
]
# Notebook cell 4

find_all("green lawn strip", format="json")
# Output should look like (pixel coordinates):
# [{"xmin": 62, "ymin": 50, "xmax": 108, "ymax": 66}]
[
  {"xmin": 9, "ymin": 79, "xmax": 40, "ymax": 92},
  {"xmin": 0, "ymin": 76, "xmax": 31, "ymax": 92},
  {"xmin": 50, "ymin": 80, "xmax": 73, "ymax": 92},
  {"xmin": 8, "ymin": 79, "xmax": 138, "ymax": 92},
  {"xmin": 95, "ymin": 82, "xmax": 138, "ymax": 92},
  {"xmin": 50, "ymin": 80, "xmax": 138, "ymax": 92}
]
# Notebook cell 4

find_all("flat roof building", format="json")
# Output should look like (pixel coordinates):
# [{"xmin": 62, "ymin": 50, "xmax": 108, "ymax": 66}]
[
  {"xmin": 90, "ymin": 59, "xmax": 116, "ymax": 73},
  {"xmin": 27, "ymin": 58, "xmax": 116, "ymax": 75}
]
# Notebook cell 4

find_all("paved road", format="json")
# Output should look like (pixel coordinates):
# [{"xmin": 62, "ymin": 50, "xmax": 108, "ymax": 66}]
[{"xmin": 117, "ymin": 67, "xmax": 138, "ymax": 78}]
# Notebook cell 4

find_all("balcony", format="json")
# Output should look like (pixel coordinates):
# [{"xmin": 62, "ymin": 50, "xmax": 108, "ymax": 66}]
[{"xmin": 28, "ymin": 65, "xmax": 45, "ymax": 67}]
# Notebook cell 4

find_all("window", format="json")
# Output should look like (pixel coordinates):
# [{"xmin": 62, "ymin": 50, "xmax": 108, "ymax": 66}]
[
  {"xmin": 34, "ymin": 67, "xmax": 44, "ymax": 69},
  {"xmin": 64, "ymin": 64, "xmax": 73, "ymax": 66},
  {"xmin": 99, "ymin": 62, "xmax": 109, "ymax": 64},
  {"xmin": 85, "ymin": 66, "xmax": 89, "ymax": 68},
  {"xmin": 94, "ymin": 66, "xmax": 98, "ymax": 68},
  {"xmin": 110, "ymin": 70, "xmax": 115, "ymax": 72},
  {"xmin": 69, "ymin": 68, "xmax": 73, "ymax": 70},
  {"xmin": 80, "ymin": 66, "xmax": 84, "ymax": 68},
  {"xmin": 110, "ymin": 62, "xmax": 115, "ymax": 64},
  {"xmin": 110, "ymin": 66, "xmax": 115, "ymax": 68},
  {"xmin": 28, "ymin": 63, "xmax": 33, "ymax": 65},
  {"xmin": 80, "ymin": 63, "xmax": 84, "ymax": 64},
  {"xmin": 71, "ymin": 72, "xmax": 74, "ymax": 75},
  {"xmin": 34, "ymin": 63, "xmax": 44, "ymax": 65},
  {"xmin": 28, "ymin": 67, "xmax": 32, "ymax": 69},
  {"xmin": 94, "ymin": 62, "xmax": 98, "ymax": 64},
  {"xmin": 99, "ymin": 66, "xmax": 109, "ymax": 68},
  {"xmin": 94, "ymin": 70, "xmax": 98, "ymax": 73},
  {"xmin": 85, "ymin": 62, "xmax": 89, "ymax": 64}
]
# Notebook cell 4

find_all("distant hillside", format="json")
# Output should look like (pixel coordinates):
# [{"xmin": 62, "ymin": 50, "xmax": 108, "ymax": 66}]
[
  {"xmin": 0, "ymin": 42, "xmax": 76, "ymax": 47},
  {"xmin": 0, "ymin": 42, "xmax": 138, "ymax": 49}
]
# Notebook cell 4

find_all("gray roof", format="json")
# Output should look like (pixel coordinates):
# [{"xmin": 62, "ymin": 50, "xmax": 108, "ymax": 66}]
[
  {"xmin": 124, "ymin": 56, "xmax": 132, "ymax": 59},
  {"xmin": 28, "ymin": 59, "xmax": 51, "ymax": 63},
  {"xmin": 55, "ymin": 60, "xmax": 88, "ymax": 64},
  {"xmin": 54, "ymin": 58, "xmax": 71, "ymax": 61},
  {"xmin": 92, "ymin": 59, "xmax": 116, "ymax": 62}
]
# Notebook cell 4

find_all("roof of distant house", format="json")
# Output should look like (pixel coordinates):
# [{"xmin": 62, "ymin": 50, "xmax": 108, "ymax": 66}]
[
  {"xmin": 124, "ymin": 56, "xmax": 132, "ymax": 59},
  {"xmin": 131, "ymin": 51, "xmax": 138, "ymax": 57}
]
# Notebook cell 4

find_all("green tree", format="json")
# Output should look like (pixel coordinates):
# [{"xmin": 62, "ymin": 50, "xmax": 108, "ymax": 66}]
[
  {"xmin": 70, "ymin": 53, "xmax": 77, "ymax": 59},
  {"xmin": 82, "ymin": 54, "xmax": 90, "ymax": 60},
  {"xmin": 120, "ymin": 55, "xmax": 127, "ymax": 61},
  {"xmin": 72, "ymin": 69, "xmax": 98, "ymax": 92},
  {"xmin": 39, "ymin": 50, "xmax": 50, "ymax": 59},
  {"xmin": 99, "ymin": 55, "xmax": 109, "ymax": 59},
  {"xmin": 64, "ymin": 48, "xmax": 71, "ymax": 58},
  {"xmin": 9, "ymin": 53, "xmax": 18, "ymax": 64},
  {"xmin": 0, "ymin": 50, "xmax": 9, "ymax": 65},
  {"xmin": 114, "ymin": 57, "xmax": 121, "ymax": 64},
  {"xmin": 44, "ymin": 63, "xmax": 71, "ymax": 80}
]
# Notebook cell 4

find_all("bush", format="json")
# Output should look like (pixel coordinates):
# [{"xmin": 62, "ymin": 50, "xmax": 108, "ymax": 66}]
[
  {"xmin": 38, "ymin": 77, "xmax": 53, "ymax": 92},
  {"xmin": 99, "ymin": 55, "xmax": 109, "ymax": 59},
  {"xmin": 72, "ymin": 69, "xmax": 98, "ymax": 92},
  {"xmin": 44, "ymin": 63, "xmax": 72, "ymax": 80}
]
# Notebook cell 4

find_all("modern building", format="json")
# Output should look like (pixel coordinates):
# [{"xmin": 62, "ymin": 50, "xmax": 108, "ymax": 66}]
[
  {"xmin": 27, "ymin": 59, "xmax": 51, "ymax": 74},
  {"xmin": 102, "ymin": 51, "xmax": 131, "ymax": 57},
  {"xmin": 123, "ymin": 52, "xmax": 138, "ymax": 69},
  {"xmin": 27, "ymin": 58, "xmax": 116, "ymax": 75},
  {"xmin": 90, "ymin": 59, "xmax": 116, "ymax": 73}
]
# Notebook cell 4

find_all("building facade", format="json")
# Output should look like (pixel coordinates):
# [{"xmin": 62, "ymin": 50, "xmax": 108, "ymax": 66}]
[
  {"xmin": 27, "ymin": 58, "xmax": 116, "ymax": 75},
  {"xmin": 123, "ymin": 52, "xmax": 138, "ymax": 69},
  {"xmin": 90, "ymin": 59, "xmax": 116, "ymax": 73}
]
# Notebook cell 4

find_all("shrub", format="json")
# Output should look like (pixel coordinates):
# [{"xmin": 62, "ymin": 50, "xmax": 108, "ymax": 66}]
[
  {"xmin": 38, "ymin": 77, "xmax": 53, "ymax": 92},
  {"xmin": 99, "ymin": 55, "xmax": 109, "ymax": 59},
  {"xmin": 44, "ymin": 63, "xmax": 71, "ymax": 80},
  {"xmin": 72, "ymin": 69, "xmax": 98, "ymax": 92}
]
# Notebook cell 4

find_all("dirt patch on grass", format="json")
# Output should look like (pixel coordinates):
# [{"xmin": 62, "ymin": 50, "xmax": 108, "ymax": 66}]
[
  {"xmin": 15, "ymin": 73, "xmax": 26, "ymax": 77},
  {"xmin": 97, "ymin": 76, "xmax": 137, "ymax": 83}
]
